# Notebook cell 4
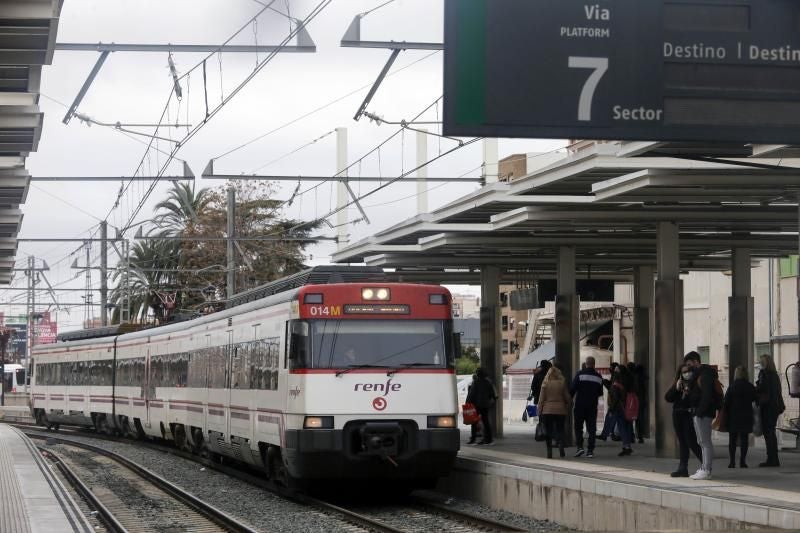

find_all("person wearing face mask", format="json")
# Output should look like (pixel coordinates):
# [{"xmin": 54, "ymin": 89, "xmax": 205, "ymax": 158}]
[
  {"xmin": 684, "ymin": 351, "xmax": 720, "ymax": 480},
  {"xmin": 755, "ymin": 354, "xmax": 785, "ymax": 467},
  {"xmin": 665, "ymin": 364, "xmax": 703, "ymax": 477}
]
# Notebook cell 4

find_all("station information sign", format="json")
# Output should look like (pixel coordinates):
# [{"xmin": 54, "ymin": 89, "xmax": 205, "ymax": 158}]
[{"xmin": 444, "ymin": 0, "xmax": 800, "ymax": 144}]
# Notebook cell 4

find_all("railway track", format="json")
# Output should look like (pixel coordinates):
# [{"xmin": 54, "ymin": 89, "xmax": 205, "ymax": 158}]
[
  {"xmin": 21, "ymin": 425, "xmax": 528, "ymax": 533},
  {"xmin": 33, "ymin": 434, "xmax": 257, "ymax": 533}
]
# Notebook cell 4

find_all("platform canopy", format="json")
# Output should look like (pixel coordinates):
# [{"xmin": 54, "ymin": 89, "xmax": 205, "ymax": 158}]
[
  {"xmin": 333, "ymin": 141, "xmax": 800, "ymax": 281},
  {"xmin": 0, "ymin": 0, "xmax": 63, "ymax": 283}
]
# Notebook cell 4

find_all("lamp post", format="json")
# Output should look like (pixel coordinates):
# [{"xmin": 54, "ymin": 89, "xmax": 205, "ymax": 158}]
[{"xmin": 0, "ymin": 327, "xmax": 12, "ymax": 406}]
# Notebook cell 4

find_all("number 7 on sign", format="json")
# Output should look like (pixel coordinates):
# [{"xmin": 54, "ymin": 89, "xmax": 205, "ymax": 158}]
[{"xmin": 568, "ymin": 57, "xmax": 608, "ymax": 122}]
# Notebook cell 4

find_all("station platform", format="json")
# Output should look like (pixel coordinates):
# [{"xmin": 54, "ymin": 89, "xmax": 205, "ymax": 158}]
[
  {"xmin": 0, "ymin": 405, "xmax": 35, "ymax": 424},
  {"xmin": 0, "ymin": 423, "xmax": 91, "ymax": 532},
  {"xmin": 441, "ymin": 423, "xmax": 800, "ymax": 531}
]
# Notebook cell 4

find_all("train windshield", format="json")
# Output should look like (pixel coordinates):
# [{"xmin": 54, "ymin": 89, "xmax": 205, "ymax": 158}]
[{"xmin": 292, "ymin": 319, "xmax": 453, "ymax": 370}]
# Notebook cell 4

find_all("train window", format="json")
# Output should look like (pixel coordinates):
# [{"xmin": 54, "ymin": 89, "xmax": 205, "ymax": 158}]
[
  {"xmin": 208, "ymin": 346, "xmax": 227, "ymax": 389},
  {"xmin": 232, "ymin": 346, "xmax": 244, "ymax": 389},
  {"xmin": 288, "ymin": 321, "xmax": 311, "ymax": 368},
  {"xmin": 188, "ymin": 350, "xmax": 208, "ymax": 388},
  {"xmin": 309, "ymin": 319, "xmax": 449, "ymax": 370}
]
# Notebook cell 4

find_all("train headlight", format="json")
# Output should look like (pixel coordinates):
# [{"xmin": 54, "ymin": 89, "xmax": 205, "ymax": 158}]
[
  {"xmin": 429, "ymin": 294, "xmax": 446, "ymax": 305},
  {"xmin": 427, "ymin": 416, "xmax": 456, "ymax": 429},
  {"xmin": 303, "ymin": 416, "xmax": 334, "ymax": 429},
  {"xmin": 362, "ymin": 288, "xmax": 391, "ymax": 301}
]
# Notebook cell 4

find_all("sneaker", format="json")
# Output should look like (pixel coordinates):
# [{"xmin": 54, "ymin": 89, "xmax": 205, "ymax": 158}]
[
  {"xmin": 617, "ymin": 448, "xmax": 633, "ymax": 457},
  {"xmin": 595, "ymin": 434, "xmax": 607, "ymax": 442},
  {"xmin": 574, "ymin": 448, "xmax": 586, "ymax": 458},
  {"xmin": 585, "ymin": 451, "xmax": 594, "ymax": 458},
  {"xmin": 670, "ymin": 469, "xmax": 689, "ymax": 478},
  {"xmin": 690, "ymin": 469, "xmax": 712, "ymax": 480}
]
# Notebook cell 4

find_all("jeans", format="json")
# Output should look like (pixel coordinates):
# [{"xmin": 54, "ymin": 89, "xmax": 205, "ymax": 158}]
[
  {"xmin": 672, "ymin": 410, "xmax": 702, "ymax": 470},
  {"xmin": 693, "ymin": 416, "xmax": 714, "ymax": 472},
  {"xmin": 610, "ymin": 410, "xmax": 632, "ymax": 448},
  {"xmin": 574, "ymin": 405, "xmax": 597, "ymax": 451},
  {"xmin": 728, "ymin": 432, "xmax": 749, "ymax": 465},
  {"xmin": 599, "ymin": 411, "xmax": 617, "ymax": 438},
  {"xmin": 761, "ymin": 407, "xmax": 779, "ymax": 464}
]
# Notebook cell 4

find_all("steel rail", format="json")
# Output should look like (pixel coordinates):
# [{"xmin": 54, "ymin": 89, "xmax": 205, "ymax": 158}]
[
  {"xmin": 39, "ymin": 447, "xmax": 128, "ymax": 533},
  {"xmin": 410, "ymin": 496, "xmax": 527, "ymax": 532},
  {"xmin": 20, "ymin": 425, "xmax": 524, "ymax": 533},
  {"xmin": 25, "ymin": 432, "xmax": 257, "ymax": 533}
]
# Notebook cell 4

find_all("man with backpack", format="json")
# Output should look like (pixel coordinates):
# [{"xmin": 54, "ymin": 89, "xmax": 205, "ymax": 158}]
[
  {"xmin": 684, "ymin": 351, "xmax": 723, "ymax": 480},
  {"xmin": 570, "ymin": 356, "xmax": 604, "ymax": 458}
]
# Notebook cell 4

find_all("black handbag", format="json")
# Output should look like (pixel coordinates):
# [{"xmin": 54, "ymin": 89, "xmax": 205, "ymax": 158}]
[{"xmin": 534, "ymin": 420, "xmax": 548, "ymax": 442}]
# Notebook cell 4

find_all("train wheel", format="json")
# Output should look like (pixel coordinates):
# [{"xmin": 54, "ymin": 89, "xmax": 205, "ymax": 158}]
[
  {"xmin": 269, "ymin": 450, "xmax": 296, "ymax": 490},
  {"xmin": 98, "ymin": 415, "xmax": 115, "ymax": 436},
  {"xmin": 120, "ymin": 417, "xmax": 136, "ymax": 439},
  {"xmin": 173, "ymin": 424, "xmax": 190, "ymax": 452},
  {"xmin": 190, "ymin": 428, "xmax": 204, "ymax": 455}
]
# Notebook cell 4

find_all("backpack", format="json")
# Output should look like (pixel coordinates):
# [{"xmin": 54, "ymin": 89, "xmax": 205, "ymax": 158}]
[{"xmin": 624, "ymin": 392, "xmax": 639, "ymax": 422}]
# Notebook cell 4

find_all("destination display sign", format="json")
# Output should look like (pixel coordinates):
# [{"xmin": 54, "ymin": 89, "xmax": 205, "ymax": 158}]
[{"xmin": 444, "ymin": 0, "xmax": 800, "ymax": 144}]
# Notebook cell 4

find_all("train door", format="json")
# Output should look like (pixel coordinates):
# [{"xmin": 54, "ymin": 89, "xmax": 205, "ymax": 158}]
[{"xmin": 225, "ymin": 330, "xmax": 234, "ymax": 440}]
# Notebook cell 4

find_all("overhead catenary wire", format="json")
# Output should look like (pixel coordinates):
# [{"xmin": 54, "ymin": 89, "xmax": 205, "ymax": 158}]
[
  {"xmin": 249, "ymin": 129, "xmax": 336, "ymax": 174},
  {"xmin": 211, "ymin": 50, "xmax": 441, "ymax": 161},
  {"xmin": 111, "ymin": 0, "xmax": 333, "ymax": 234}
]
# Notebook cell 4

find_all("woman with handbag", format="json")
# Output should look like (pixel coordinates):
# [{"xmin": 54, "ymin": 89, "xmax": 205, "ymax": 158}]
[
  {"xmin": 756, "ymin": 354, "xmax": 784, "ymax": 467},
  {"xmin": 538, "ymin": 366, "xmax": 571, "ymax": 458},
  {"xmin": 723, "ymin": 365, "xmax": 757, "ymax": 468}
]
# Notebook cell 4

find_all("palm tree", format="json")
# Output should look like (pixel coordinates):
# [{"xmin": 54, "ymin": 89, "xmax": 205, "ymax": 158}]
[
  {"xmin": 151, "ymin": 182, "xmax": 211, "ymax": 236},
  {"xmin": 110, "ymin": 239, "xmax": 180, "ymax": 323}
]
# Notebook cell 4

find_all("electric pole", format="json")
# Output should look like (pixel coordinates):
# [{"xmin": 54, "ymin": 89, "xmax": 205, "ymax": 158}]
[
  {"xmin": 101, "ymin": 221, "xmax": 108, "ymax": 326},
  {"xmin": 227, "ymin": 186, "xmax": 236, "ymax": 300}
]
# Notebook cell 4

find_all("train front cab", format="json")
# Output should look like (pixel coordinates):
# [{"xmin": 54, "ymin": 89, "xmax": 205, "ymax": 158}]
[{"xmin": 281, "ymin": 284, "xmax": 461, "ymax": 484}]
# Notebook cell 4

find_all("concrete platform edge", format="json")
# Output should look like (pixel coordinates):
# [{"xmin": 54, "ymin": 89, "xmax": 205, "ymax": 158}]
[{"xmin": 438, "ymin": 455, "xmax": 800, "ymax": 531}]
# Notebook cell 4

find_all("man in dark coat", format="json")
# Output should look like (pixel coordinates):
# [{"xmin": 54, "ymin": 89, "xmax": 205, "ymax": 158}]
[
  {"xmin": 528, "ymin": 359, "xmax": 552, "ymax": 404},
  {"xmin": 471, "ymin": 367, "xmax": 498, "ymax": 445},
  {"xmin": 570, "ymin": 356, "xmax": 604, "ymax": 457},
  {"xmin": 685, "ymin": 351, "xmax": 719, "ymax": 480}
]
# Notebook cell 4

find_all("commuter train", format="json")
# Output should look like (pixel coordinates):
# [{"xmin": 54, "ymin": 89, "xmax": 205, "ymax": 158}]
[
  {"xmin": 3, "ymin": 363, "xmax": 26, "ymax": 394},
  {"xmin": 30, "ymin": 267, "xmax": 460, "ymax": 488}
]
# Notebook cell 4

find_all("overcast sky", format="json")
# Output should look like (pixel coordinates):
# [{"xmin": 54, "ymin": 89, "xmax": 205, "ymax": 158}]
[{"xmin": 9, "ymin": 0, "xmax": 565, "ymax": 331}]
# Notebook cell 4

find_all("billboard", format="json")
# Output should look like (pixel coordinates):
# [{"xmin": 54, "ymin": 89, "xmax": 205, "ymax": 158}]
[
  {"xmin": 444, "ymin": 0, "xmax": 800, "ymax": 144},
  {"xmin": 0, "ymin": 312, "xmax": 58, "ymax": 361}
]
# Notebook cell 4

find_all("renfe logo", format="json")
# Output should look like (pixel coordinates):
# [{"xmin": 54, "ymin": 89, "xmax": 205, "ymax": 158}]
[{"xmin": 354, "ymin": 378, "xmax": 401, "ymax": 396}]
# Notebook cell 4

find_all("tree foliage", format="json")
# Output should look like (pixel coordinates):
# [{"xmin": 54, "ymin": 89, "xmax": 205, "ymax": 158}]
[{"xmin": 110, "ymin": 181, "xmax": 320, "ymax": 323}]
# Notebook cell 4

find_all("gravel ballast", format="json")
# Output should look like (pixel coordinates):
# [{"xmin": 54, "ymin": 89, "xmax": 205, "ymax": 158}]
[{"xmin": 37, "ymin": 431, "xmax": 573, "ymax": 532}]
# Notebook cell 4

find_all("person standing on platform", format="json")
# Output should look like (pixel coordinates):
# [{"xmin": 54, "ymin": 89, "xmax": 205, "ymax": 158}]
[
  {"xmin": 598, "ymin": 362, "xmax": 620, "ymax": 442},
  {"xmin": 665, "ymin": 364, "xmax": 703, "ymax": 477},
  {"xmin": 608, "ymin": 365, "xmax": 634, "ymax": 456},
  {"xmin": 538, "ymin": 365, "xmax": 572, "ymax": 459},
  {"xmin": 570, "ymin": 356, "xmax": 604, "ymax": 458},
  {"xmin": 528, "ymin": 359, "xmax": 552, "ymax": 405},
  {"xmin": 684, "ymin": 351, "xmax": 719, "ymax": 480},
  {"xmin": 724, "ymin": 365, "xmax": 757, "ymax": 468},
  {"xmin": 471, "ymin": 367, "xmax": 498, "ymax": 446},
  {"xmin": 756, "ymin": 354, "xmax": 785, "ymax": 467},
  {"xmin": 465, "ymin": 373, "xmax": 481, "ymax": 445}
]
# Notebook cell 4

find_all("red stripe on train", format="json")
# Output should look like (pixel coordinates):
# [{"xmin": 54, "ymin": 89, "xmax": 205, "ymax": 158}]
[{"xmin": 289, "ymin": 368, "xmax": 454, "ymax": 375}]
